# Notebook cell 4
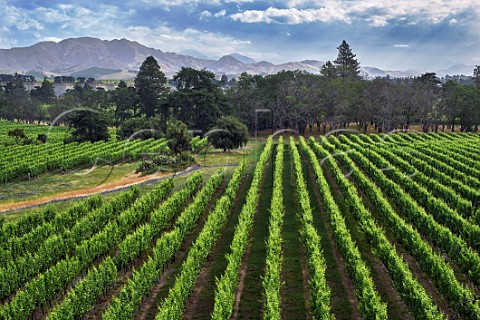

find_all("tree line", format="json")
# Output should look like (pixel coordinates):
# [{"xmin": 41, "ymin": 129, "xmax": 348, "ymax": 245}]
[{"xmin": 1, "ymin": 40, "xmax": 480, "ymax": 142}]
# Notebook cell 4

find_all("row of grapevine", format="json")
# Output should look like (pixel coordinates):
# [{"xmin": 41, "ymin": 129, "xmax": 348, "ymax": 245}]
[
  {"xmin": 374, "ymin": 146, "xmax": 475, "ymax": 218},
  {"xmin": 263, "ymin": 137, "xmax": 285, "ymax": 320},
  {"xmin": 0, "ymin": 206, "xmax": 58, "ymax": 241},
  {"xmin": 0, "ymin": 138, "xmax": 169, "ymax": 183},
  {"xmin": 443, "ymin": 139, "xmax": 480, "ymax": 160},
  {"xmin": 45, "ymin": 172, "xmax": 213, "ymax": 319},
  {"xmin": 191, "ymin": 136, "xmax": 209, "ymax": 153},
  {"xmin": 155, "ymin": 163, "xmax": 249, "ymax": 319},
  {"xmin": 298, "ymin": 136, "xmax": 388, "ymax": 319},
  {"xmin": 397, "ymin": 144, "xmax": 480, "ymax": 190},
  {"xmin": 388, "ymin": 146, "xmax": 479, "ymax": 206},
  {"xmin": 210, "ymin": 137, "xmax": 273, "ymax": 320},
  {"xmin": 46, "ymin": 257, "xmax": 117, "ymax": 319},
  {"xmin": 330, "ymin": 136, "xmax": 480, "ymax": 285},
  {"xmin": 427, "ymin": 142, "xmax": 480, "ymax": 174},
  {"xmin": 323, "ymin": 137, "xmax": 480, "ymax": 318},
  {"xmin": 409, "ymin": 142, "xmax": 480, "ymax": 179},
  {"xmin": 0, "ymin": 121, "xmax": 68, "ymax": 137},
  {"xmin": 308, "ymin": 138, "xmax": 446, "ymax": 319},
  {"xmin": 103, "ymin": 165, "xmax": 242, "ymax": 319},
  {"xmin": 339, "ymin": 136, "xmax": 480, "ymax": 247},
  {"xmin": 114, "ymin": 172, "xmax": 204, "ymax": 269},
  {"xmin": 0, "ymin": 188, "xmax": 139, "ymax": 301},
  {"xmin": 289, "ymin": 137, "xmax": 333, "ymax": 320},
  {"xmin": 0, "ymin": 196, "xmax": 103, "ymax": 266},
  {"xmin": 0, "ymin": 180, "xmax": 172, "ymax": 319}
]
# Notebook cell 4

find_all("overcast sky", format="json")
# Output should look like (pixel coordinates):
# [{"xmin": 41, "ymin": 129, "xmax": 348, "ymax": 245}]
[{"xmin": 0, "ymin": 0, "xmax": 478, "ymax": 71}]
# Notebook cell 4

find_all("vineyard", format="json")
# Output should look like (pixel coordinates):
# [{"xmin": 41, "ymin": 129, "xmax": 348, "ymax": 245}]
[
  {"xmin": 0, "ymin": 138, "xmax": 170, "ymax": 183},
  {"xmin": 1, "ymin": 131, "xmax": 480, "ymax": 319}
]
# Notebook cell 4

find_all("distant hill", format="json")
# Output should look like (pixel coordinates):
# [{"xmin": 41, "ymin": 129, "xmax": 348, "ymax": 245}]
[{"xmin": 0, "ymin": 37, "xmax": 471, "ymax": 80}]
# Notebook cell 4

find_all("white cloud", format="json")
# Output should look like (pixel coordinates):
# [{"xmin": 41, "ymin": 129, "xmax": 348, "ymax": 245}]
[
  {"xmin": 230, "ymin": 0, "xmax": 479, "ymax": 26},
  {"xmin": 118, "ymin": 25, "xmax": 251, "ymax": 59},
  {"xmin": 200, "ymin": 9, "xmax": 226, "ymax": 20},
  {"xmin": 0, "ymin": 3, "xmax": 251, "ymax": 56},
  {"xmin": 36, "ymin": 8, "xmax": 70, "ymax": 24},
  {"xmin": 231, "ymin": 6, "xmax": 351, "ymax": 24},
  {"xmin": 393, "ymin": 44, "xmax": 410, "ymax": 48},
  {"xmin": 367, "ymin": 15, "xmax": 388, "ymax": 27},
  {"xmin": 200, "ymin": 10, "xmax": 213, "ymax": 20},
  {"xmin": 449, "ymin": 18, "xmax": 458, "ymax": 24},
  {"xmin": 215, "ymin": 10, "xmax": 227, "ymax": 17},
  {"xmin": 40, "ymin": 36, "xmax": 63, "ymax": 43},
  {"xmin": 2, "ymin": 6, "xmax": 43, "ymax": 31}
]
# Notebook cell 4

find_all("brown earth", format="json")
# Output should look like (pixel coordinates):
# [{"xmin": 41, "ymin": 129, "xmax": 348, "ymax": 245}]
[{"xmin": 0, "ymin": 169, "xmax": 194, "ymax": 214}]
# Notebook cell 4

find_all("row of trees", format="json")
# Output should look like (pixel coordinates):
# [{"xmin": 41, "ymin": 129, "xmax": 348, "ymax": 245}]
[
  {"xmin": 1, "ymin": 41, "xmax": 480, "ymax": 142},
  {"xmin": 230, "ymin": 41, "xmax": 480, "ymax": 134}
]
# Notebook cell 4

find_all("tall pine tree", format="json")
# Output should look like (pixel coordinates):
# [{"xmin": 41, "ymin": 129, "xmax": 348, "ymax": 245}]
[
  {"xmin": 333, "ymin": 40, "xmax": 360, "ymax": 79},
  {"xmin": 134, "ymin": 56, "xmax": 168, "ymax": 118}
]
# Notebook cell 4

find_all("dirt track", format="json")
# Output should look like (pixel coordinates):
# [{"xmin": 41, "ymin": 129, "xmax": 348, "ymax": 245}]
[{"xmin": 0, "ymin": 167, "xmax": 192, "ymax": 214}]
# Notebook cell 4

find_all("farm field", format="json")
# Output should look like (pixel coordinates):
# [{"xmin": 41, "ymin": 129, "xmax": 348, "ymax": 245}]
[{"xmin": 1, "ymin": 131, "xmax": 480, "ymax": 319}]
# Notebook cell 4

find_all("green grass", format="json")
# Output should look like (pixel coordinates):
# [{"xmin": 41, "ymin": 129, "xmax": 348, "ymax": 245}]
[
  {"xmin": 0, "ymin": 138, "xmax": 263, "ymax": 224},
  {"xmin": 281, "ymin": 146, "xmax": 308, "ymax": 318},
  {"xmin": 321, "ymin": 164, "xmax": 411, "ymax": 320},
  {"xmin": 0, "ymin": 162, "xmax": 139, "ymax": 204},
  {"xmin": 300, "ymin": 150, "xmax": 355, "ymax": 320},
  {"xmin": 236, "ymin": 151, "xmax": 274, "ymax": 319}
]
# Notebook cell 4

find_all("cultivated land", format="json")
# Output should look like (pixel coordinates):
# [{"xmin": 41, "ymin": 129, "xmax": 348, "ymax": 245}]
[{"xmin": 1, "ymin": 128, "xmax": 480, "ymax": 319}]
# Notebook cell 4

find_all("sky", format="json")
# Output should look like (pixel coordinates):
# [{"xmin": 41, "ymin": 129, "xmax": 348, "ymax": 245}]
[{"xmin": 0, "ymin": 0, "xmax": 479, "ymax": 71}]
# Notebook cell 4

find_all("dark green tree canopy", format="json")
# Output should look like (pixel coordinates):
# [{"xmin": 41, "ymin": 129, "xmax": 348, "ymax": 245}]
[
  {"xmin": 116, "ymin": 116, "xmax": 163, "ymax": 140},
  {"xmin": 334, "ymin": 40, "xmax": 360, "ymax": 79},
  {"xmin": 166, "ymin": 119, "xmax": 192, "ymax": 154},
  {"xmin": 135, "ymin": 56, "xmax": 168, "ymax": 118},
  {"xmin": 30, "ymin": 77, "xmax": 56, "ymax": 104},
  {"xmin": 111, "ymin": 81, "xmax": 138, "ymax": 124},
  {"xmin": 173, "ymin": 67, "xmax": 216, "ymax": 91},
  {"xmin": 474, "ymin": 65, "xmax": 480, "ymax": 89},
  {"xmin": 320, "ymin": 61, "xmax": 337, "ymax": 80},
  {"xmin": 66, "ymin": 109, "xmax": 110, "ymax": 143},
  {"xmin": 170, "ymin": 67, "xmax": 228, "ymax": 133},
  {"xmin": 8, "ymin": 128, "xmax": 27, "ymax": 144},
  {"xmin": 208, "ymin": 116, "xmax": 248, "ymax": 152}
]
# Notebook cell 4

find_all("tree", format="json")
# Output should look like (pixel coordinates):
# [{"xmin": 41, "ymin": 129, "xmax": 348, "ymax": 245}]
[
  {"xmin": 173, "ymin": 67, "xmax": 216, "ymax": 91},
  {"xmin": 3, "ymin": 75, "xmax": 30, "ymax": 121},
  {"xmin": 320, "ymin": 61, "xmax": 337, "ymax": 80},
  {"xmin": 170, "ymin": 67, "xmax": 227, "ymax": 133},
  {"xmin": 333, "ymin": 40, "xmax": 360, "ymax": 79},
  {"xmin": 116, "ymin": 116, "xmax": 163, "ymax": 140},
  {"xmin": 414, "ymin": 73, "xmax": 441, "ymax": 132},
  {"xmin": 474, "ymin": 65, "xmax": 480, "ymax": 89},
  {"xmin": 8, "ymin": 128, "xmax": 27, "ymax": 144},
  {"xmin": 65, "ymin": 109, "xmax": 110, "ymax": 143},
  {"xmin": 166, "ymin": 119, "xmax": 192, "ymax": 154},
  {"xmin": 30, "ymin": 77, "xmax": 56, "ymax": 104},
  {"xmin": 134, "ymin": 56, "xmax": 169, "ymax": 119},
  {"xmin": 209, "ymin": 116, "xmax": 248, "ymax": 152},
  {"xmin": 111, "ymin": 80, "xmax": 139, "ymax": 125}
]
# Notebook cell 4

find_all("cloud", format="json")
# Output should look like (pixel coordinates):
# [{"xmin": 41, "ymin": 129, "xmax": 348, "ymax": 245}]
[
  {"xmin": 121, "ymin": 25, "xmax": 251, "ymax": 57},
  {"xmin": 40, "ymin": 36, "xmax": 63, "ymax": 42},
  {"xmin": 393, "ymin": 44, "xmax": 410, "ymax": 48},
  {"xmin": 2, "ymin": 6, "xmax": 43, "ymax": 31},
  {"xmin": 231, "ymin": 6, "xmax": 351, "ymax": 24},
  {"xmin": 229, "ymin": 0, "xmax": 478, "ymax": 26},
  {"xmin": 367, "ymin": 15, "xmax": 388, "ymax": 27},
  {"xmin": 200, "ymin": 9, "xmax": 226, "ymax": 20},
  {"xmin": 0, "ymin": 3, "xmax": 250, "ymax": 58}
]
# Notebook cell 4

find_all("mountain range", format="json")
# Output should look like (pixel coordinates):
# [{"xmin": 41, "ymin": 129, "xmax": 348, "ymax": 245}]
[{"xmin": 0, "ymin": 37, "xmax": 473, "ymax": 80}]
